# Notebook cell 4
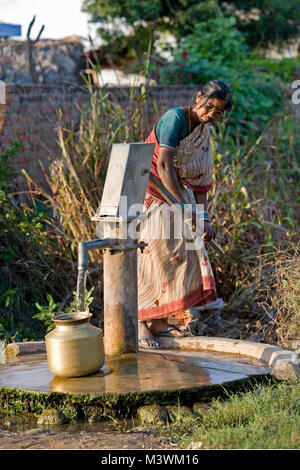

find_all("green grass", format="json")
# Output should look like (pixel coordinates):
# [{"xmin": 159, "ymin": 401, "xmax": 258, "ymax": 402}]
[{"xmin": 167, "ymin": 380, "xmax": 300, "ymax": 449}]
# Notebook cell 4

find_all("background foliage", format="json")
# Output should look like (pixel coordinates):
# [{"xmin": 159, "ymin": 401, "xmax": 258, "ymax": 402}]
[
  {"xmin": 1, "ymin": 1, "xmax": 299, "ymax": 347},
  {"xmin": 158, "ymin": 13, "xmax": 286, "ymax": 140},
  {"xmin": 82, "ymin": 0, "xmax": 300, "ymax": 61},
  {"xmin": 0, "ymin": 144, "xmax": 75, "ymax": 342}
]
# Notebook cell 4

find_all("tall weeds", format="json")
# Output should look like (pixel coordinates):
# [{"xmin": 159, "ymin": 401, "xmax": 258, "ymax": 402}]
[
  {"xmin": 23, "ymin": 83, "xmax": 300, "ymax": 344},
  {"xmin": 254, "ymin": 242, "xmax": 300, "ymax": 347},
  {"xmin": 0, "ymin": 143, "xmax": 75, "ymax": 340},
  {"xmin": 24, "ymin": 83, "xmax": 158, "ymax": 263},
  {"xmin": 48, "ymin": 84, "xmax": 156, "ymax": 258},
  {"xmin": 206, "ymin": 108, "xmax": 299, "ymax": 343}
]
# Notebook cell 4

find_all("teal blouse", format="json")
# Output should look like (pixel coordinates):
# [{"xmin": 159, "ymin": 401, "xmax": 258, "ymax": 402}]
[{"xmin": 155, "ymin": 107, "xmax": 189, "ymax": 149}]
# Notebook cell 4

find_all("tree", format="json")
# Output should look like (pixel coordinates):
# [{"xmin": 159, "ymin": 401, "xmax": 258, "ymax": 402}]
[
  {"xmin": 82, "ymin": 0, "xmax": 300, "ymax": 55},
  {"xmin": 27, "ymin": 16, "xmax": 45, "ymax": 84},
  {"xmin": 221, "ymin": 0, "xmax": 300, "ymax": 50},
  {"xmin": 82, "ymin": 0, "xmax": 219, "ymax": 36},
  {"xmin": 82, "ymin": 0, "xmax": 220, "ymax": 67}
]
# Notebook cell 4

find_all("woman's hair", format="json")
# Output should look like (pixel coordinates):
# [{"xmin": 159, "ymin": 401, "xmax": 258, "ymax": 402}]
[{"xmin": 195, "ymin": 80, "xmax": 232, "ymax": 111}]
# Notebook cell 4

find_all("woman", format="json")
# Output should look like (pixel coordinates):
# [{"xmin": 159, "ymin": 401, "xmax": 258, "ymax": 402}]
[{"xmin": 138, "ymin": 80, "xmax": 232, "ymax": 349}]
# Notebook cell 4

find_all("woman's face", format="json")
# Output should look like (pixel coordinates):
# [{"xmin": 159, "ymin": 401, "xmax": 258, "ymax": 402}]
[{"xmin": 193, "ymin": 92, "xmax": 228, "ymax": 124}]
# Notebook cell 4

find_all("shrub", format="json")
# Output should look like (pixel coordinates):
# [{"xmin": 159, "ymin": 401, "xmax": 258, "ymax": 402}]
[
  {"xmin": 0, "ymin": 143, "xmax": 75, "ymax": 340},
  {"xmin": 158, "ymin": 13, "xmax": 285, "ymax": 142},
  {"xmin": 208, "ymin": 111, "xmax": 299, "ymax": 332}
]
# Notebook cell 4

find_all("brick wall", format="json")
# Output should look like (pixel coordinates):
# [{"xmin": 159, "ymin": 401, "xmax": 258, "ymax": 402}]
[{"xmin": 0, "ymin": 84, "xmax": 200, "ymax": 190}]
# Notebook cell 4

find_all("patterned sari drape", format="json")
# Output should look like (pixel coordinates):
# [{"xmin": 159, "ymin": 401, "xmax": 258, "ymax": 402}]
[{"xmin": 138, "ymin": 121, "xmax": 217, "ymax": 327}]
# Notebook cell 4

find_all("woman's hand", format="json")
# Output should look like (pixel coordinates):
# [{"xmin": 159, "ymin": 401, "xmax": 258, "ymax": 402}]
[
  {"xmin": 191, "ymin": 213, "xmax": 215, "ymax": 241},
  {"xmin": 203, "ymin": 220, "xmax": 216, "ymax": 241},
  {"xmin": 192, "ymin": 191, "xmax": 215, "ymax": 241}
]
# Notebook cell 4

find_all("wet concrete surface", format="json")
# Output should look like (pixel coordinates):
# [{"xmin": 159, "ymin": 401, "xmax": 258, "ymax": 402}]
[{"xmin": 0, "ymin": 349, "xmax": 269, "ymax": 395}]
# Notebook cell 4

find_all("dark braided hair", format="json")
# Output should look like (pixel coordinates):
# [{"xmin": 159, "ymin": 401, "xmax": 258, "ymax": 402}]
[{"xmin": 194, "ymin": 80, "xmax": 232, "ymax": 111}]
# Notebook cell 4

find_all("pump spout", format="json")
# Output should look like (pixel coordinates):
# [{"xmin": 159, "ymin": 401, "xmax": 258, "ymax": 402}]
[{"xmin": 78, "ymin": 238, "xmax": 115, "ymax": 270}]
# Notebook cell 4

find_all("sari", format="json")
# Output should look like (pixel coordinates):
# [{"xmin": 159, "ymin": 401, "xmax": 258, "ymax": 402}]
[{"xmin": 137, "ymin": 119, "xmax": 217, "ymax": 329}]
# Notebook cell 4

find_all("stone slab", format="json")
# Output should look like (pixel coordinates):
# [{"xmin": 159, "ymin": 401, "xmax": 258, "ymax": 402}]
[
  {"xmin": 157, "ymin": 336, "xmax": 300, "ymax": 382},
  {"xmin": 0, "ymin": 350, "xmax": 268, "ymax": 395},
  {"xmin": 0, "ymin": 337, "xmax": 287, "ymax": 418},
  {"xmin": 12, "ymin": 337, "xmax": 300, "ymax": 382}
]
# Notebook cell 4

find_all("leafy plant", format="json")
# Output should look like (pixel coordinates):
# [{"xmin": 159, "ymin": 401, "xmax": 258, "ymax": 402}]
[
  {"xmin": 0, "ymin": 313, "xmax": 36, "ymax": 343},
  {"xmin": 33, "ymin": 288, "xmax": 95, "ymax": 333},
  {"xmin": 33, "ymin": 294, "xmax": 60, "ymax": 333},
  {"xmin": 246, "ymin": 56, "xmax": 300, "ymax": 83},
  {"xmin": 253, "ymin": 242, "xmax": 300, "ymax": 347},
  {"xmin": 159, "ymin": 13, "xmax": 285, "ymax": 141}
]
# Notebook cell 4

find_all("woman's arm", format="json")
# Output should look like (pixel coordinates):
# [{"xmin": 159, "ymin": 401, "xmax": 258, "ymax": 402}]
[
  {"xmin": 194, "ymin": 190, "xmax": 216, "ymax": 241},
  {"xmin": 193, "ymin": 190, "xmax": 208, "ymax": 211},
  {"xmin": 157, "ymin": 146, "xmax": 216, "ymax": 240},
  {"xmin": 157, "ymin": 147, "xmax": 187, "ymax": 204}
]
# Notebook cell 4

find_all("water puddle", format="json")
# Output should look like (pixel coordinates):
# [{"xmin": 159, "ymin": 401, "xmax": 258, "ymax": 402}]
[{"xmin": 0, "ymin": 410, "xmax": 139, "ymax": 434}]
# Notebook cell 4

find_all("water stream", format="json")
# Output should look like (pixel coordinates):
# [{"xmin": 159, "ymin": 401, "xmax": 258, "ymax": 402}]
[
  {"xmin": 76, "ymin": 268, "xmax": 88, "ymax": 313},
  {"xmin": 0, "ymin": 410, "xmax": 138, "ymax": 433}
]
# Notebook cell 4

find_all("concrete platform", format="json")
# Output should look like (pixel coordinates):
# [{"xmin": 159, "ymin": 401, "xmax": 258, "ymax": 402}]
[
  {"xmin": 0, "ymin": 349, "xmax": 269, "ymax": 394},
  {"xmin": 157, "ymin": 336, "xmax": 300, "ymax": 383},
  {"xmin": 0, "ymin": 337, "xmax": 298, "ymax": 420}
]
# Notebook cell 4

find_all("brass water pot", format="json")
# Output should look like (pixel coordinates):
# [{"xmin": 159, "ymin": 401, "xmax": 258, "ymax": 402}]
[{"xmin": 45, "ymin": 313, "xmax": 104, "ymax": 378}]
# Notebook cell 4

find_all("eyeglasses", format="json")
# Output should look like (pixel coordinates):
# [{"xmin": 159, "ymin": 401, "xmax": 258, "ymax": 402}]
[{"xmin": 204, "ymin": 103, "xmax": 225, "ymax": 117}]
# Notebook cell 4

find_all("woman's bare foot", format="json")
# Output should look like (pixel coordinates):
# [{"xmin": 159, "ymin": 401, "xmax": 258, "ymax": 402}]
[
  {"xmin": 150, "ymin": 318, "xmax": 187, "ymax": 337},
  {"xmin": 138, "ymin": 321, "xmax": 160, "ymax": 348}
]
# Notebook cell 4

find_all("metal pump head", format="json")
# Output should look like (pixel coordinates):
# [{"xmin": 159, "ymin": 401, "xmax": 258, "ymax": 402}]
[{"xmin": 93, "ymin": 142, "xmax": 154, "ymax": 221}]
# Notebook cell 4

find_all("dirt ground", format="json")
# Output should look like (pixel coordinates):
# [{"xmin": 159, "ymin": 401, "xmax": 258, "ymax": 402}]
[
  {"xmin": 0, "ymin": 428, "xmax": 176, "ymax": 450},
  {"xmin": 0, "ymin": 414, "xmax": 177, "ymax": 450}
]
